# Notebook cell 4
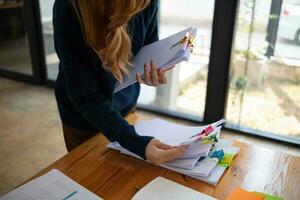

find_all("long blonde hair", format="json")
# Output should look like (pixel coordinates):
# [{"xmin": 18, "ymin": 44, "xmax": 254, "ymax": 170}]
[{"xmin": 70, "ymin": 0, "xmax": 151, "ymax": 81}]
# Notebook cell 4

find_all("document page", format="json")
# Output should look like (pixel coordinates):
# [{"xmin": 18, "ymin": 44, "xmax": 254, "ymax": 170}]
[
  {"xmin": 131, "ymin": 177, "xmax": 217, "ymax": 200},
  {"xmin": 0, "ymin": 169, "xmax": 102, "ymax": 200}
]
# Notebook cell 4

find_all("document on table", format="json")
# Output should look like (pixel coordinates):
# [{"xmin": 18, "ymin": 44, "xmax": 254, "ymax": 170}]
[
  {"xmin": 131, "ymin": 176, "xmax": 217, "ymax": 200},
  {"xmin": 0, "ymin": 169, "xmax": 103, "ymax": 200}
]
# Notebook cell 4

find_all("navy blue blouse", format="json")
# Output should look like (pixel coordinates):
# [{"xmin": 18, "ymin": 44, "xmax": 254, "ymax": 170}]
[{"xmin": 53, "ymin": 0, "xmax": 158, "ymax": 159}]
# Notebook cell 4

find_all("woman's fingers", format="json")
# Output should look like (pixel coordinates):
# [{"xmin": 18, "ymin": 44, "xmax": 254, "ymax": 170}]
[
  {"xmin": 137, "ymin": 60, "xmax": 169, "ymax": 86},
  {"xmin": 144, "ymin": 64, "xmax": 151, "ymax": 85},
  {"xmin": 158, "ymin": 69, "xmax": 167, "ymax": 84},
  {"xmin": 155, "ymin": 141, "xmax": 173, "ymax": 150},
  {"xmin": 150, "ymin": 60, "xmax": 159, "ymax": 86},
  {"xmin": 145, "ymin": 139, "xmax": 188, "ymax": 165},
  {"xmin": 163, "ymin": 65, "xmax": 175, "ymax": 72},
  {"xmin": 159, "ymin": 145, "xmax": 188, "ymax": 163},
  {"xmin": 136, "ymin": 73, "xmax": 145, "ymax": 84}
]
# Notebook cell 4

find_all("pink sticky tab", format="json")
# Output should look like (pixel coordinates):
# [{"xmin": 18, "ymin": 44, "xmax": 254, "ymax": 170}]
[{"xmin": 204, "ymin": 125, "xmax": 214, "ymax": 134}]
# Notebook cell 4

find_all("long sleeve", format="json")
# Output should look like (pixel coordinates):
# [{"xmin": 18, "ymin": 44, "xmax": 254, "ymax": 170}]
[
  {"xmin": 144, "ymin": 0, "xmax": 159, "ymax": 45},
  {"xmin": 53, "ymin": 1, "xmax": 153, "ymax": 159}
]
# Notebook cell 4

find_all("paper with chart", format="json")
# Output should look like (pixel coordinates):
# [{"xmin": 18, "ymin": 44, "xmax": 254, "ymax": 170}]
[
  {"xmin": 131, "ymin": 176, "xmax": 217, "ymax": 200},
  {"xmin": 0, "ymin": 169, "xmax": 102, "ymax": 200},
  {"xmin": 107, "ymin": 118, "xmax": 240, "ymax": 185},
  {"xmin": 115, "ymin": 26, "xmax": 197, "ymax": 92}
]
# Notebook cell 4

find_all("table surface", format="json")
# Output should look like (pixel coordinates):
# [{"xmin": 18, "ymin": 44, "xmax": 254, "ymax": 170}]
[{"xmin": 26, "ymin": 113, "xmax": 300, "ymax": 200}]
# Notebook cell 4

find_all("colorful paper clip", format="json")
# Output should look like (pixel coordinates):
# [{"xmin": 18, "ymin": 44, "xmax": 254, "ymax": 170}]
[
  {"xmin": 170, "ymin": 32, "xmax": 195, "ymax": 51},
  {"xmin": 209, "ymin": 149, "xmax": 225, "ymax": 161},
  {"xmin": 187, "ymin": 35, "xmax": 195, "ymax": 50},
  {"xmin": 204, "ymin": 125, "xmax": 214, "ymax": 134},
  {"xmin": 189, "ymin": 125, "xmax": 214, "ymax": 139},
  {"xmin": 201, "ymin": 134, "xmax": 218, "ymax": 144},
  {"xmin": 218, "ymin": 153, "xmax": 235, "ymax": 167}
]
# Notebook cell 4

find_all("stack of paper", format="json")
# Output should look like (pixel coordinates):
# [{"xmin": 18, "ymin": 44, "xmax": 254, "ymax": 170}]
[
  {"xmin": 115, "ymin": 27, "xmax": 197, "ymax": 92},
  {"xmin": 131, "ymin": 176, "xmax": 217, "ymax": 200},
  {"xmin": 107, "ymin": 118, "xmax": 240, "ymax": 185}
]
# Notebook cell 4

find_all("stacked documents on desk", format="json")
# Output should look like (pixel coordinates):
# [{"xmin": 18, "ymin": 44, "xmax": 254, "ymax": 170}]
[
  {"xmin": 107, "ymin": 118, "xmax": 240, "ymax": 185},
  {"xmin": 115, "ymin": 27, "xmax": 197, "ymax": 92}
]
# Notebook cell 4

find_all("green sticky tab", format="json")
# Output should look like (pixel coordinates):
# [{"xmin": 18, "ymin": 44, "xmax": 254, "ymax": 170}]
[
  {"xmin": 201, "ymin": 139, "xmax": 211, "ymax": 144},
  {"xmin": 218, "ymin": 153, "xmax": 235, "ymax": 167},
  {"xmin": 253, "ymin": 191, "xmax": 282, "ymax": 200}
]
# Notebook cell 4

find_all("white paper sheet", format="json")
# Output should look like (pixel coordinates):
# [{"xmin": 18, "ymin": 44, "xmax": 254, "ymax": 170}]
[
  {"xmin": 131, "ymin": 177, "xmax": 217, "ymax": 200},
  {"xmin": 134, "ymin": 118, "xmax": 223, "ymax": 146},
  {"xmin": 177, "ymin": 142, "xmax": 212, "ymax": 159},
  {"xmin": 191, "ymin": 165, "xmax": 227, "ymax": 185},
  {"xmin": 162, "ymin": 155, "xmax": 203, "ymax": 170},
  {"xmin": 0, "ymin": 169, "xmax": 102, "ymax": 200},
  {"xmin": 162, "ymin": 157, "xmax": 218, "ymax": 177}
]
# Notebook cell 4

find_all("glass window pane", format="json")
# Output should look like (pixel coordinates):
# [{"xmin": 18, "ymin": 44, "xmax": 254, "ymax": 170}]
[
  {"xmin": 138, "ymin": 0, "xmax": 215, "ymax": 118},
  {"xmin": 226, "ymin": 0, "xmax": 300, "ymax": 138},
  {"xmin": 0, "ymin": 0, "xmax": 33, "ymax": 75},
  {"xmin": 39, "ymin": 0, "xmax": 58, "ymax": 81}
]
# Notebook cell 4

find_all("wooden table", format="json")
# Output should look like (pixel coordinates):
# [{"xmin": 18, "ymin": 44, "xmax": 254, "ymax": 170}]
[{"xmin": 26, "ymin": 113, "xmax": 300, "ymax": 200}]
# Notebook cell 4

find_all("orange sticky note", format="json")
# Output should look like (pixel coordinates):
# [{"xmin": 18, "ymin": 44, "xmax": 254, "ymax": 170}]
[{"xmin": 226, "ymin": 188, "xmax": 264, "ymax": 200}]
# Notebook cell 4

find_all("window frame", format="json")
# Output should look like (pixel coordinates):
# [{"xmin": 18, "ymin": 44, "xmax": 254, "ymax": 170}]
[{"xmin": 1, "ymin": 0, "xmax": 299, "ymax": 147}]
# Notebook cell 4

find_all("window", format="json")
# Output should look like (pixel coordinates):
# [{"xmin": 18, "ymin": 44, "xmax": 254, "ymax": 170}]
[
  {"xmin": 138, "ymin": 0, "xmax": 215, "ymax": 119},
  {"xmin": 0, "ymin": 0, "xmax": 33, "ymax": 75},
  {"xmin": 39, "ymin": 0, "xmax": 58, "ymax": 81},
  {"xmin": 226, "ymin": 0, "xmax": 300, "ymax": 139}
]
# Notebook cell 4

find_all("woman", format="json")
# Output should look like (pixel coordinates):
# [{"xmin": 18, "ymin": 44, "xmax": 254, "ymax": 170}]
[{"xmin": 53, "ymin": 0, "xmax": 187, "ymax": 165}]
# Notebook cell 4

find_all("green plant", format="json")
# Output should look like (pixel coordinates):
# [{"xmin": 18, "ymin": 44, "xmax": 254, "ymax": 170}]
[
  {"xmin": 232, "ymin": 0, "xmax": 261, "ymax": 124},
  {"xmin": 232, "ymin": 76, "xmax": 250, "ymax": 124},
  {"xmin": 233, "ymin": 76, "xmax": 250, "ymax": 91}
]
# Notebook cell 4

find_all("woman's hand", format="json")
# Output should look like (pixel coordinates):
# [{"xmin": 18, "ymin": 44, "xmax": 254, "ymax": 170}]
[
  {"xmin": 136, "ymin": 60, "xmax": 174, "ymax": 87},
  {"xmin": 145, "ymin": 138, "xmax": 188, "ymax": 165}
]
